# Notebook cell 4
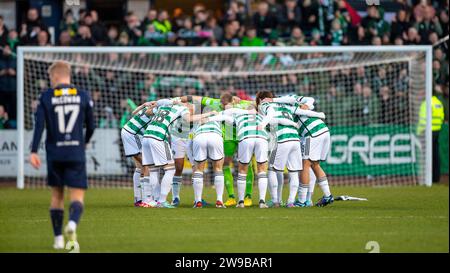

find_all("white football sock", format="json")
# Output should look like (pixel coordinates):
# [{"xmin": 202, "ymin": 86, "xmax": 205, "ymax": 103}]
[
  {"xmin": 133, "ymin": 168, "xmax": 142, "ymax": 202},
  {"xmin": 277, "ymin": 171, "xmax": 284, "ymax": 203},
  {"xmin": 299, "ymin": 183, "xmax": 308, "ymax": 203},
  {"xmin": 318, "ymin": 176, "xmax": 331, "ymax": 197},
  {"xmin": 257, "ymin": 172, "xmax": 268, "ymax": 202},
  {"xmin": 288, "ymin": 171, "xmax": 299, "ymax": 204},
  {"xmin": 237, "ymin": 173, "xmax": 246, "ymax": 202},
  {"xmin": 149, "ymin": 170, "xmax": 159, "ymax": 202},
  {"xmin": 192, "ymin": 172, "xmax": 203, "ymax": 202},
  {"xmin": 268, "ymin": 170, "xmax": 279, "ymax": 203},
  {"xmin": 159, "ymin": 168, "xmax": 175, "ymax": 203},
  {"xmin": 142, "ymin": 176, "xmax": 152, "ymax": 203},
  {"xmin": 306, "ymin": 169, "xmax": 316, "ymax": 202},
  {"xmin": 67, "ymin": 220, "xmax": 77, "ymax": 232},
  {"xmin": 214, "ymin": 172, "xmax": 224, "ymax": 202},
  {"xmin": 172, "ymin": 176, "xmax": 182, "ymax": 200}
]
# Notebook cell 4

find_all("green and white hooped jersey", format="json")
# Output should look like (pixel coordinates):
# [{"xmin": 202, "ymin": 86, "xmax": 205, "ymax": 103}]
[
  {"xmin": 234, "ymin": 114, "xmax": 268, "ymax": 141},
  {"xmin": 144, "ymin": 104, "xmax": 189, "ymax": 141},
  {"xmin": 259, "ymin": 102, "xmax": 299, "ymax": 143},
  {"xmin": 169, "ymin": 118, "xmax": 191, "ymax": 140},
  {"xmin": 123, "ymin": 107, "xmax": 152, "ymax": 136},
  {"xmin": 298, "ymin": 116, "xmax": 329, "ymax": 138},
  {"xmin": 193, "ymin": 120, "xmax": 222, "ymax": 138}
]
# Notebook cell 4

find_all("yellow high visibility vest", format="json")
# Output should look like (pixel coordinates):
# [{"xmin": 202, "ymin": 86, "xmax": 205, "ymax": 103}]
[{"xmin": 417, "ymin": 96, "xmax": 445, "ymax": 135}]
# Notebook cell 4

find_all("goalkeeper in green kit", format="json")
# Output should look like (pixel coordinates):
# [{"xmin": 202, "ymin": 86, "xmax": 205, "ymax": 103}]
[{"xmin": 181, "ymin": 93, "xmax": 256, "ymax": 207}]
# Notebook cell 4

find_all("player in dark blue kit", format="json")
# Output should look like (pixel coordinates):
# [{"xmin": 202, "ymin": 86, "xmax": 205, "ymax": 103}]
[{"xmin": 29, "ymin": 61, "xmax": 95, "ymax": 252}]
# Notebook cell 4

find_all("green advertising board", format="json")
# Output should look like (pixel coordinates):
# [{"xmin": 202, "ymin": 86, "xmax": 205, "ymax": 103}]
[{"xmin": 322, "ymin": 125, "xmax": 422, "ymax": 176}]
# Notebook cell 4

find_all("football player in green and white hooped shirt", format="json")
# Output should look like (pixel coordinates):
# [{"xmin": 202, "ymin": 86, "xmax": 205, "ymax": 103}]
[
  {"xmin": 180, "ymin": 93, "xmax": 256, "ymax": 208},
  {"xmin": 204, "ymin": 105, "xmax": 301, "ymax": 208},
  {"xmin": 271, "ymin": 95, "xmax": 334, "ymax": 207},
  {"xmin": 190, "ymin": 102, "xmax": 227, "ymax": 208},
  {"xmin": 261, "ymin": 93, "xmax": 316, "ymax": 205},
  {"xmin": 121, "ymin": 100, "xmax": 165, "ymax": 207},
  {"xmin": 141, "ymin": 99, "xmax": 215, "ymax": 208},
  {"xmin": 256, "ymin": 91, "xmax": 326, "ymax": 208}
]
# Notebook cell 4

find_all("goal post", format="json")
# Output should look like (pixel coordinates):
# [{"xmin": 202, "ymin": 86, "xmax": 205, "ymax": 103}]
[{"xmin": 16, "ymin": 46, "xmax": 434, "ymax": 189}]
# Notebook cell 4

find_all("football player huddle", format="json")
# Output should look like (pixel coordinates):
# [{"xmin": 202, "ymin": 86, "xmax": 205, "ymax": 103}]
[{"xmin": 120, "ymin": 91, "xmax": 334, "ymax": 209}]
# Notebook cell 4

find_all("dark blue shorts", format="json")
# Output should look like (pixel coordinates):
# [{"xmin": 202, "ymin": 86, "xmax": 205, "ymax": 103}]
[{"xmin": 47, "ymin": 161, "xmax": 88, "ymax": 189}]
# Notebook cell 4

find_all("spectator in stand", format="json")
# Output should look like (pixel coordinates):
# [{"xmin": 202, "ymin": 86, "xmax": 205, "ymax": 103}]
[
  {"xmin": 287, "ymin": 26, "xmax": 306, "ymax": 46},
  {"xmin": 141, "ymin": 9, "xmax": 158, "ymax": 32},
  {"xmin": 394, "ymin": 36, "xmax": 404, "ymax": 45},
  {"xmin": 88, "ymin": 10, "xmax": 108, "ymax": 45},
  {"xmin": 309, "ymin": 28, "xmax": 323, "ymax": 45},
  {"xmin": 330, "ymin": 19, "xmax": 344, "ymax": 46},
  {"xmin": 371, "ymin": 35, "xmax": 382, "ymax": 46},
  {"xmin": 118, "ymin": 30, "xmax": 132, "ymax": 46},
  {"xmin": 372, "ymin": 66, "xmax": 389, "ymax": 95},
  {"xmin": 414, "ymin": 3, "xmax": 443, "ymax": 42},
  {"xmin": 379, "ymin": 85, "xmax": 395, "ymax": 124},
  {"xmin": 221, "ymin": 21, "xmax": 239, "ymax": 46},
  {"xmin": 241, "ymin": 26, "xmax": 264, "ymax": 47},
  {"xmin": 139, "ymin": 23, "xmax": 167, "ymax": 46},
  {"xmin": 205, "ymin": 17, "xmax": 223, "ymax": 43},
  {"xmin": 266, "ymin": 0, "xmax": 282, "ymax": 15},
  {"xmin": 404, "ymin": 26, "xmax": 422, "ymax": 44},
  {"xmin": 60, "ymin": 9, "xmax": 78, "ymax": 38},
  {"xmin": 172, "ymin": 8, "xmax": 185, "ymax": 33},
  {"xmin": 438, "ymin": 9, "xmax": 449, "ymax": 35},
  {"xmin": 0, "ymin": 30, "xmax": 17, "ymax": 97},
  {"xmin": 77, "ymin": 8, "xmax": 88, "ymax": 25},
  {"xmin": 390, "ymin": 9, "xmax": 410, "ymax": 42},
  {"xmin": 122, "ymin": 12, "xmax": 142, "ymax": 45},
  {"xmin": 299, "ymin": 0, "xmax": 321, "ymax": 37},
  {"xmin": 393, "ymin": 68, "xmax": 410, "ymax": 124},
  {"xmin": 107, "ymin": 26, "xmax": 120, "ymax": 46},
  {"xmin": 0, "ymin": 104, "xmax": 14, "ymax": 129},
  {"xmin": 353, "ymin": 25, "xmax": 370, "ymax": 45},
  {"xmin": 354, "ymin": 66, "xmax": 369, "ymax": 86},
  {"xmin": 71, "ymin": 25, "xmax": 95, "ymax": 46},
  {"xmin": 178, "ymin": 17, "xmax": 199, "ymax": 46},
  {"xmin": 193, "ymin": 8, "xmax": 208, "ymax": 30},
  {"xmin": 350, "ymin": 83, "xmax": 376, "ymax": 125},
  {"xmin": 361, "ymin": 6, "xmax": 390, "ymax": 41},
  {"xmin": 58, "ymin": 30, "xmax": 71, "ymax": 46},
  {"xmin": 278, "ymin": 0, "xmax": 302, "ymax": 37},
  {"xmin": 252, "ymin": 1, "xmax": 278, "ymax": 39},
  {"xmin": 434, "ymin": 48, "xmax": 449, "ymax": 84},
  {"xmin": 154, "ymin": 10, "xmax": 172, "ymax": 34},
  {"xmin": 6, "ymin": 29, "xmax": 19, "ymax": 53},
  {"xmin": 37, "ymin": 30, "xmax": 50, "ymax": 46},
  {"xmin": 0, "ymin": 16, "xmax": 9, "ymax": 46},
  {"xmin": 20, "ymin": 8, "xmax": 48, "ymax": 45}
]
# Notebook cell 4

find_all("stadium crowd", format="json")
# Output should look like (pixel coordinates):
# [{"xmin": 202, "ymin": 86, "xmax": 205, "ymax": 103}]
[{"xmin": 0, "ymin": 0, "xmax": 448, "ymax": 129}]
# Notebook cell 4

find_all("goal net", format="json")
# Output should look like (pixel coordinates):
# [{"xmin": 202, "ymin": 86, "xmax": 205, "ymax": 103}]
[{"xmin": 16, "ymin": 46, "xmax": 433, "ymax": 188}]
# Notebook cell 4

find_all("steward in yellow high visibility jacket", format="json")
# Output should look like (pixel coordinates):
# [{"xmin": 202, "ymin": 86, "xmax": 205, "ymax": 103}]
[{"xmin": 417, "ymin": 95, "xmax": 445, "ymax": 135}]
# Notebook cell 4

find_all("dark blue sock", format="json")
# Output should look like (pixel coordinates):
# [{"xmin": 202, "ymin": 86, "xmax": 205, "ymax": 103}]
[
  {"xmin": 50, "ymin": 209, "xmax": 64, "ymax": 236},
  {"xmin": 69, "ymin": 201, "xmax": 84, "ymax": 224}
]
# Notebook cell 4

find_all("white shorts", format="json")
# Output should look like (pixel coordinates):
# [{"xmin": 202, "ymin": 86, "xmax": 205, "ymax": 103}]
[
  {"xmin": 193, "ymin": 133, "xmax": 224, "ymax": 162},
  {"xmin": 269, "ymin": 141, "xmax": 303, "ymax": 171},
  {"xmin": 171, "ymin": 137, "xmax": 188, "ymax": 159},
  {"xmin": 142, "ymin": 137, "xmax": 174, "ymax": 166},
  {"xmin": 238, "ymin": 138, "xmax": 268, "ymax": 164},
  {"xmin": 121, "ymin": 129, "xmax": 142, "ymax": 157},
  {"xmin": 302, "ymin": 132, "xmax": 331, "ymax": 161}
]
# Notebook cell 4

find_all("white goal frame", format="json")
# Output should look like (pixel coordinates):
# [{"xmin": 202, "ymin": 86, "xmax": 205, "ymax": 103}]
[{"xmin": 16, "ymin": 46, "xmax": 434, "ymax": 189}]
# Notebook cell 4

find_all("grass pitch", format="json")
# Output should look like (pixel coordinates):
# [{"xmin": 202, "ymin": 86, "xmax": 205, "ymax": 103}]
[{"xmin": 0, "ymin": 185, "xmax": 448, "ymax": 253}]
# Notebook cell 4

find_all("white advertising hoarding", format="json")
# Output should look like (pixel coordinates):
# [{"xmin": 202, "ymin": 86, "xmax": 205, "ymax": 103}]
[{"xmin": 0, "ymin": 129, "xmax": 125, "ymax": 177}]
